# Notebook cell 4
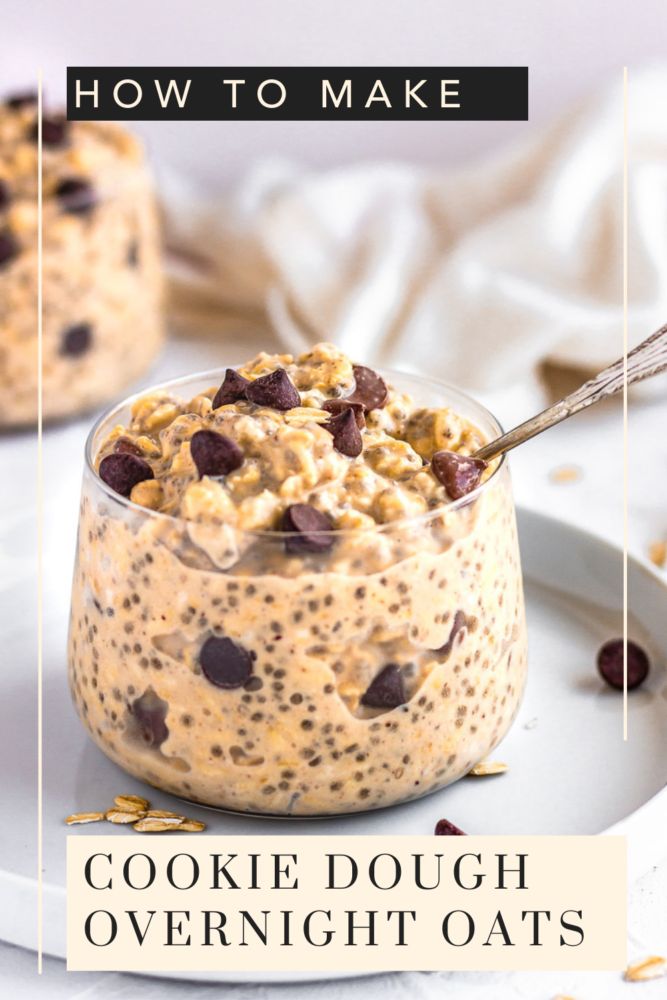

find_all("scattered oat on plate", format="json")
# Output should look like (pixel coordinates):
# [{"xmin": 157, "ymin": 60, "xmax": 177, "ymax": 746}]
[
  {"xmin": 624, "ymin": 956, "xmax": 667, "ymax": 982},
  {"xmin": 648, "ymin": 540, "xmax": 666, "ymax": 568},
  {"xmin": 64, "ymin": 794, "xmax": 206, "ymax": 832},
  {"xmin": 549, "ymin": 464, "xmax": 582, "ymax": 484},
  {"xmin": 65, "ymin": 812, "xmax": 105, "ymax": 825},
  {"xmin": 468, "ymin": 761, "xmax": 508, "ymax": 776}
]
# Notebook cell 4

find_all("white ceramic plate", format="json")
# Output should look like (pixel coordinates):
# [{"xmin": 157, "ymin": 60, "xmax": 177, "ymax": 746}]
[{"xmin": 1, "ymin": 497, "xmax": 666, "ymax": 982}]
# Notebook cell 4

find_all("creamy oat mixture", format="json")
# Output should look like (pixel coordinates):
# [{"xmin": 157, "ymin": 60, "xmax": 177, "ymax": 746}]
[
  {"xmin": 69, "ymin": 344, "xmax": 527, "ymax": 815},
  {"xmin": 0, "ymin": 92, "xmax": 163, "ymax": 425}
]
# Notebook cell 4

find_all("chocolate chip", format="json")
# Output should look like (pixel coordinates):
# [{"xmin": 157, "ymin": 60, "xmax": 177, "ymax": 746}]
[
  {"xmin": 325, "ymin": 406, "xmax": 363, "ymax": 457},
  {"xmin": 32, "ymin": 114, "xmax": 69, "ymax": 147},
  {"xmin": 99, "ymin": 452, "xmax": 153, "ymax": 498},
  {"xmin": 114, "ymin": 436, "xmax": 143, "ymax": 457},
  {"xmin": 431, "ymin": 450, "xmax": 487, "ymax": 500},
  {"xmin": 435, "ymin": 818, "xmax": 466, "ymax": 835},
  {"xmin": 281, "ymin": 504, "xmax": 335, "ymax": 555},
  {"xmin": 360, "ymin": 664, "xmax": 406, "ymax": 709},
  {"xmin": 435, "ymin": 610, "xmax": 467, "ymax": 656},
  {"xmin": 200, "ymin": 635, "xmax": 253, "ymax": 689},
  {"xmin": 127, "ymin": 240, "xmax": 139, "ymax": 267},
  {"xmin": 245, "ymin": 368, "xmax": 300, "ymax": 410},
  {"xmin": 0, "ymin": 180, "xmax": 9, "ymax": 211},
  {"xmin": 55, "ymin": 177, "xmax": 96, "ymax": 215},
  {"xmin": 130, "ymin": 688, "xmax": 169, "ymax": 747},
  {"xmin": 0, "ymin": 229, "xmax": 18, "ymax": 269},
  {"xmin": 348, "ymin": 365, "xmax": 388, "ymax": 411},
  {"xmin": 6, "ymin": 90, "xmax": 38, "ymax": 109},
  {"xmin": 190, "ymin": 429, "xmax": 243, "ymax": 478},
  {"xmin": 59, "ymin": 322, "xmax": 92, "ymax": 357},
  {"xmin": 597, "ymin": 638, "xmax": 650, "ymax": 691},
  {"xmin": 322, "ymin": 398, "xmax": 366, "ymax": 429},
  {"xmin": 212, "ymin": 368, "xmax": 249, "ymax": 408}
]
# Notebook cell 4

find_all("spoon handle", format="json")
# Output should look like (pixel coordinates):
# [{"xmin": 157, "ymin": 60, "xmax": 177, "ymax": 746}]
[{"xmin": 475, "ymin": 322, "xmax": 667, "ymax": 463}]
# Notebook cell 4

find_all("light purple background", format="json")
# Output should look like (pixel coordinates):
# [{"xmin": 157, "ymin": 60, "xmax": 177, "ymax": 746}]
[{"xmin": 2, "ymin": 0, "xmax": 664, "ymax": 186}]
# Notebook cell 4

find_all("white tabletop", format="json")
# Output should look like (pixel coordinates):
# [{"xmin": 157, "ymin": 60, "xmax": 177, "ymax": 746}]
[{"xmin": 1, "ymin": 341, "xmax": 666, "ymax": 998}]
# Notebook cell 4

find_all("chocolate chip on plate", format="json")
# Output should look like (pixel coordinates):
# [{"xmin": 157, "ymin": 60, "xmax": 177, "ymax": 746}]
[
  {"xmin": 325, "ymin": 406, "xmax": 363, "ymax": 458},
  {"xmin": 431, "ymin": 450, "xmax": 487, "ymax": 500},
  {"xmin": 130, "ymin": 687, "xmax": 169, "ymax": 747},
  {"xmin": 321, "ymin": 398, "xmax": 366, "ymax": 429},
  {"xmin": 212, "ymin": 368, "xmax": 250, "ymax": 408},
  {"xmin": 99, "ymin": 452, "xmax": 154, "ymax": 498},
  {"xmin": 32, "ymin": 114, "xmax": 69, "ymax": 147},
  {"xmin": 6, "ymin": 90, "xmax": 38, "ymax": 109},
  {"xmin": 597, "ymin": 638, "xmax": 650, "ymax": 691},
  {"xmin": 0, "ymin": 180, "xmax": 9, "ymax": 211},
  {"xmin": 281, "ymin": 503, "xmax": 335, "ymax": 555},
  {"xmin": 435, "ymin": 818, "xmax": 466, "ymax": 836},
  {"xmin": 55, "ymin": 177, "xmax": 96, "ymax": 215},
  {"xmin": 360, "ymin": 664, "xmax": 406, "ymax": 709},
  {"xmin": 199, "ymin": 635, "xmax": 254, "ymax": 689},
  {"xmin": 0, "ymin": 229, "xmax": 18, "ymax": 269},
  {"xmin": 348, "ymin": 365, "xmax": 388, "ymax": 411},
  {"xmin": 190, "ymin": 429, "xmax": 243, "ymax": 478},
  {"xmin": 59, "ymin": 322, "xmax": 92, "ymax": 357},
  {"xmin": 245, "ymin": 368, "xmax": 300, "ymax": 410}
]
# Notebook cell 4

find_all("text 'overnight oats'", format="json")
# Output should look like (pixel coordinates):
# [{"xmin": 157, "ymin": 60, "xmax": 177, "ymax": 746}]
[
  {"xmin": 68, "ymin": 343, "xmax": 527, "ymax": 815},
  {"xmin": 0, "ymin": 92, "xmax": 164, "ymax": 425}
]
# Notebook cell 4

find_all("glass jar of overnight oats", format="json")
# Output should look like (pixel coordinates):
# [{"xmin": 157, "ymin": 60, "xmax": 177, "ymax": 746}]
[
  {"xmin": 68, "ymin": 343, "xmax": 527, "ymax": 816},
  {"xmin": 0, "ymin": 92, "xmax": 164, "ymax": 427}
]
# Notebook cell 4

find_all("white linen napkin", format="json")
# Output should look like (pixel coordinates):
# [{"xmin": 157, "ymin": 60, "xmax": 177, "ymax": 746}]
[{"xmin": 162, "ymin": 65, "xmax": 667, "ymax": 408}]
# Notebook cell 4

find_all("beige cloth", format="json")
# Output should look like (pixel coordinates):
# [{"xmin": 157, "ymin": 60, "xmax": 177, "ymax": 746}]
[{"xmin": 162, "ymin": 66, "xmax": 667, "ymax": 398}]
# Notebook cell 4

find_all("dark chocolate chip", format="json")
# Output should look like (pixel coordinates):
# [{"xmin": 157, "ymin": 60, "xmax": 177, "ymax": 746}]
[
  {"xmin": 127, "ymin": 240, "xmax": 139, "ymax": 267},
  {"xmin": 597, "ymin": 638, "xmax": 650, "ymax": 691},
  {"xmin": 130, "ymin": 687, "xmax": 169, "ymax": 747},
  {"xmin": 99, "ymin": 452, "xmax": 153, "ymax": 498},
  {"xmin": 325, "ymin": 406, "xmax": 363, "ymax": 458},
  {"xmin": 348, "ymin": 365, "xmax": 388, "ymax": 411},
  {"xmin": 435, "ymin": 610, "xmax": 467, "ymax": 656},
  {"xmin": 212, "ymin": 368, "xmax": 249, "ymax": 408},
  {"xmin": 59, "ymin": 322, "xmax": 92, "ymax": 357},
  {"xmin": 6, "ymin": 90, "xmax": 38, "ymax": 109},
  {"xmin": 0, "ymin": 180, "xmax": 9, "ymax": 211},
  {"xmin": 245, "ymin": 368, "xmax": 300, "ymax": 410},
  {"xmin": 55, "ymin": 177, "xmax": 96, "ymax": 215},
  {"xmin": 360, "ymin": 664, "xmax": 406, "ymax": 709},
  {"xmin": 322, "ymin": 398, "xmax": 366, "ymax": 429},
  {"xmin": 114, "ymin": 436, "xmax": 143, "ymax": 457},
  {"xmin": 199, "ymin": 635, "xmax": 253, "ymax": 689},
  {"xmin": 32, "ymin": 114, "xmax": 69, "ymax": 147},
  {"xmin": 435, "ymin": 818, "xmax": 466, "ymax": 835},
  {"xmin": 190, "ymin": 429, "xmax": 244, "ymax": 478},
  {"xmin": 0, "ymin": 229, "xmax": 18, "ymax": 269},
  {"xmin": 431, "ymin": 450, "xmax": 487, "ymax": 500},
  {"xmin": 281, "ymin": 503, "xmax": 335, "ymax": 555}
]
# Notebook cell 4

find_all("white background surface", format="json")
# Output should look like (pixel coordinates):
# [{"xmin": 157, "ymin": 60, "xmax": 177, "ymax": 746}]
[{"xmin": 1, "ymin": 0, "xmax": 667, "ymax": 996}]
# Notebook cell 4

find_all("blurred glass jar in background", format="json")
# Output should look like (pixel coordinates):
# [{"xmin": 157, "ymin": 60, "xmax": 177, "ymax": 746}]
[{"xmin": 0, "ymin": 93, "xmax": 164, "ymax": 427}]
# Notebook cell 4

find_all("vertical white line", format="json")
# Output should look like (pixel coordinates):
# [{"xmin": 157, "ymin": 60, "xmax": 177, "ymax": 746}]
[
  {"xmin": 37, "ymin": 68, "xmax": 44, "ymax": 973},
  {"xmin": 622, "ymin": 66, "xmax": 629, "ymax": 741}
]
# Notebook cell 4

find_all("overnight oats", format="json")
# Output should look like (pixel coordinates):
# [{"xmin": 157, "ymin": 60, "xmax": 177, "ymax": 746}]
[
  {"xmin": 0, "ymin": 92, "xmax": 164, "ymax": 426},
  {"xmin": 68, "ymin": 343, "xmax": 527, "ymax": 815}
]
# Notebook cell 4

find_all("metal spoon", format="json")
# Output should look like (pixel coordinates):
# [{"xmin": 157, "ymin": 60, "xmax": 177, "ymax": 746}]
[{"xmin": 474, "ymin": 323, "xmax": 667, "ymax": 463}]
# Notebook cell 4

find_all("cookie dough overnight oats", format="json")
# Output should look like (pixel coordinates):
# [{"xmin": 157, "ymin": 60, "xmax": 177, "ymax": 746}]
[
  {"xmin": 0, "ymin": 92, "xmax": 164, "ymax": 426},
  {"xmin": 68, "ymin": 343, "xmax": 527, "ymax": 815}
]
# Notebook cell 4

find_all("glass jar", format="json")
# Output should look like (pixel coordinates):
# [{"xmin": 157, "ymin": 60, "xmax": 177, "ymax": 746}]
[
  {"xmin": 68, "ymin": 368, "xmax": 527, "ymax": 816},
  {"xmin": 0, "ymin": 97, "xmax": 164, "ymax": 426}
]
